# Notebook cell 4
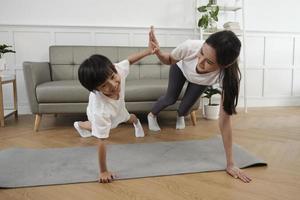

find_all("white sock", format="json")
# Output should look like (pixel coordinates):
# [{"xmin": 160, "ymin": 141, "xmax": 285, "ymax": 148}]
[
  {"xmin": 176, "ymin": 116, "xmax": 185, "ymax": 130},
  {"xmin": 147, "ymin": 113, "xmax": 161, "ymax": 132},
  {"xmin": 74, "ymin": 121, "xmax": 92, "ymax": 138},
  {"xmin": 133, "ymin": 119, "xmax": 145, "ymax": 137}
]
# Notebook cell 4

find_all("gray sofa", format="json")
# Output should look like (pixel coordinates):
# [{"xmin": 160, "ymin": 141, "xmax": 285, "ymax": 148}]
[{"xmin": 23, "ymin": 46, "xmax": 200, "ymax": 131}]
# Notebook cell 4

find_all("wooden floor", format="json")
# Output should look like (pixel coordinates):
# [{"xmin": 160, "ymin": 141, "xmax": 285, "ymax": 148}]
[{"xmin": 0, "ymin": 107, "xmax": 300, "ymax": 200}]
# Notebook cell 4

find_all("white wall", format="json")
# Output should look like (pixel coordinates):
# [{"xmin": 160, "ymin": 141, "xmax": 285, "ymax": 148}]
[
  {"xmin": 0, "ymin": 0, "xmax": 195, "ymax": 28},
  {"xmin": 245, "ymin": 0, "xmax": 300, "ymax": 33},
  {"xmin": 0, "ymin": 0, "xmax": 300, "ymax": 114}
]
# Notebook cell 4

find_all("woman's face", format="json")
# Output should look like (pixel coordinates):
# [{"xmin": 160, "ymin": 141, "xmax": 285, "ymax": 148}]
[{"xmin": 196, "ymin": 42, "xmax": 220, "ymax": 74}]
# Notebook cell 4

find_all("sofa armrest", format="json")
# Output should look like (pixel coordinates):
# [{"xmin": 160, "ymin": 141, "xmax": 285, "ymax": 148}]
[{"xmin": 23, "ymin": 62, "xmax": 51, "ymax": 114}]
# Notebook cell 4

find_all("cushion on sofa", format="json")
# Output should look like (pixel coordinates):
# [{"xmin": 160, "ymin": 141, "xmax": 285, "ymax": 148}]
[
  {"xmin": 125, "ymin": 79, "xmax": 187, "ymax": 102},
  {"xmin": 36, "ymin": 79, "xmax": 188, "ymax": 103},
  {"xmin": 36, "ymin": 80, "xmax": 89, "ymax": 103}
]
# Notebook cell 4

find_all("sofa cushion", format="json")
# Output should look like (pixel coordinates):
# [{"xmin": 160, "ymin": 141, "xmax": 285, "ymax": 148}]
[
  {"xmin": 36, "ymin": 80, "xmax": 89, "ymax": 103},
  {"xmin": 36, "ymin": 79, "xmax": 188, "ymax": 103},
  {"xmin": 125, "ymin": 79, "xmax": 187, "ymax": 102}
]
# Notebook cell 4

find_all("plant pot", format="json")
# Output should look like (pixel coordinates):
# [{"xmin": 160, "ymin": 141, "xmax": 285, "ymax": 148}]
[
  {"xmin": 203, "ymin": 104, "xmax": 220, "ymax": 120},
  {"xmin": 205, "ymin": 19, "xmax": 218, "ymax": 33},
  {"xmin": 0, "ymin": 58, "xmax": 6, "ymax": 71}
]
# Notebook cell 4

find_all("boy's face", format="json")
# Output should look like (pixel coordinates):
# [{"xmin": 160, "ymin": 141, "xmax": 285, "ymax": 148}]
[{"xmin": 96, "ymin": 71, "xmax": 121, "ymax": 97}]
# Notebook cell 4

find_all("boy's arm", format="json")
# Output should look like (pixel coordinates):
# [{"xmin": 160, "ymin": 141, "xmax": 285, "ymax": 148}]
[
  {"xmin": 98, "ymin": 139, "xmax": 115, "ymax": 183},
  {"xmin": 127, "ymin": 48, "xmax": 152, "ymax": 65},
  {"xmin": 98, "ymin": 139, "xmax": 107, "ymax": 172}
]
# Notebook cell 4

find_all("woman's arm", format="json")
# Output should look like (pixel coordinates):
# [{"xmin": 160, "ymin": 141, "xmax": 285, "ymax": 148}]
[
  {"xmin": 98, "ymin": 139, "xmax": 115, "ymax": 183},
  {"xmin": 218, "ymin": 95, "xmax": 252, "ymax": 183},
  {"xmin": 154, "ymin": 49, "xmax": 178, "ymax": 65},
  {"xmin": 149, "ymin": 26, "xmax": 179, "ymax": 65}
]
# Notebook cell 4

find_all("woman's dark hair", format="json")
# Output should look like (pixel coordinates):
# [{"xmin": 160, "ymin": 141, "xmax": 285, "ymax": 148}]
[
  {"xmin": 206, "ymin": 30, "xmax": 241, "ymax": 115},
  {"xmin": 78, "ymin": 54, "xmax": 117, "ymax": 92}
]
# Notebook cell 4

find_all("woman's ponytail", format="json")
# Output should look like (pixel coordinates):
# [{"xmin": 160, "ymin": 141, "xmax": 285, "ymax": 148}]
[
  {"xmin": 206, "ymin": 30, "xmax": 241, "ymax": 115},
  {"xmin": 221, "ymin": 61, "xmax": 241, "ymax": 115}
]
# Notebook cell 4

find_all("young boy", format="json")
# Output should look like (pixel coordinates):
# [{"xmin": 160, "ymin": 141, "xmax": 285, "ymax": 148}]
[{"xmin": 74, "ymin": 29, "xmax": 156, "ymax": 183}]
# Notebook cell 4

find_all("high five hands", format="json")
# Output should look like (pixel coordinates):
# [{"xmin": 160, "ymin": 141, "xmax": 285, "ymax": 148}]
[{"xmin": 148, "ymin": 26, "xmax": 160, "ymax": 54}]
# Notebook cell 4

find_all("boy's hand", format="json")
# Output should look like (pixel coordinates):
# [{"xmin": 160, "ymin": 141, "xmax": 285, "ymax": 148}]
[
  {"xmin": 99, "ymin": 171, "xmax": 116, "ymax": 183},
  {"xmin": 148, "ymin": 26, "xmax": 160, "ymax": 54}
]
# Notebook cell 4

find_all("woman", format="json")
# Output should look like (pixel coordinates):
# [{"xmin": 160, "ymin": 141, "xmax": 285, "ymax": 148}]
[{"xmin": 148, "ymin": 27, "xmax": 251, "ymax": 183}]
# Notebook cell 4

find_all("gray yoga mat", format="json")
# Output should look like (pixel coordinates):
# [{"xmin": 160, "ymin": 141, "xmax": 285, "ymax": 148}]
[{"xmin": 0, "ymin": 136, "xmax": 266, "ymax": 188}]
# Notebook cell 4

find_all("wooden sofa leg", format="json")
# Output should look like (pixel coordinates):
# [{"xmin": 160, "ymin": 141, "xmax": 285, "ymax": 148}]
[
  {"xmin": 34, "ymin": 114, "xmax": 42, "ymax": 132},
  {"xmin": 190, "ymin": 111, "xmax": 197, "ymax": 126}
]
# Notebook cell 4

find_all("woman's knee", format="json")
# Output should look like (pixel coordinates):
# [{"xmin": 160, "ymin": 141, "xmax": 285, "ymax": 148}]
[{"xmin": 161, "ymin": 96, "xmax": 177, "ymax": 106}]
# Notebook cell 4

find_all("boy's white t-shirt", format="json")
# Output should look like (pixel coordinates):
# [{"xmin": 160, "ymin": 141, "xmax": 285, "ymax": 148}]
[
  {"xmin": 86, "ymin": 60, "xmax": 131, "ymax": 139},
  {"xmin": 171, "ymin": 39, "xmax": 221, "ymax": 86}
]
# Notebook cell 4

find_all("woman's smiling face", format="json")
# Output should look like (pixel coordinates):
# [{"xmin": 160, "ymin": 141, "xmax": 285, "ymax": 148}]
[{"xmin": 195, "ymin": 42, "xmax": 220, "ymax": 74}]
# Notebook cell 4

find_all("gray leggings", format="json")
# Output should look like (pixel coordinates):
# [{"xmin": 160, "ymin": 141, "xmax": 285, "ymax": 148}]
[{"xmin": 151, "ymin": 64, "xmax": 207, "ymax": 116}]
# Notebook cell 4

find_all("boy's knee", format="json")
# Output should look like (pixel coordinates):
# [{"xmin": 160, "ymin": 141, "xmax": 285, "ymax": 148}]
[{"xmin": 129, "ymin": 114, "xmax": 138, "ymax": 123}]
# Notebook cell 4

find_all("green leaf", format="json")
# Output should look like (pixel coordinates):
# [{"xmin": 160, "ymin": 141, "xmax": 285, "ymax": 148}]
[
  {"xmin": 215, "ymin": 6, "xmax": 219, "ymax": 14},
  {"xmin": 0, "ymin": 44, "xmax": 16, "ymax": 54},
  {"xmin": 203, "ymin": 15, "xmax": 209, "ymax": 29},
  {"xmin": 3, "ymin": 50, "xmax": 16, "ymax": 54},
  {"xmin": 202, "ymin": 86, "xmax": 221, "ymax": 100},
  {"xmin": 197, "ymin": 6, "xmax": 207, "ymax": 12},
  {"xmin": 198, "ymin": 18, "xmax": 203, "ymax": 27},
  {"xmin": 212, "ymin": 15, "xmax": 218, "ymax": 21},
  {"xmin": 198, "ymin": 15, "xmax": 209, "ymax": 29}
]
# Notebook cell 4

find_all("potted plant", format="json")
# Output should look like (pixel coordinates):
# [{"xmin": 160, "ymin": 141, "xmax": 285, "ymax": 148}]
[
  {"xmin": 0, "ymin": 44, "xmax": 16, "ymax": 71},
  {"xmin": 202, "ymin": 85, "xmax": 221, "ymax": 120},
  {"xmin": 197, "ymin": 0, "xmax": 219, "ymax": 32}
]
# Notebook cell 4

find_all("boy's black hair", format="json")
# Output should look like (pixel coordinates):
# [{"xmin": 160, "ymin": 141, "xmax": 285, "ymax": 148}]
[{"xmin": 78, "ymin": 54, "xmax": 117, "ymax": 91}]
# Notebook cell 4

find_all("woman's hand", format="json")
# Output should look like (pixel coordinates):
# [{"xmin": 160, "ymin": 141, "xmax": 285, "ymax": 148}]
[
  {"xmin": 148, "ymin": 26, "xmax": 160, "ymax": 54},
  {"xmin": 226, "ymin": 165, "xmax": 252, "ymax": 183},
  {"xmin": 99, "ymin": 171, "xmax": 116, "ymax": 183}
]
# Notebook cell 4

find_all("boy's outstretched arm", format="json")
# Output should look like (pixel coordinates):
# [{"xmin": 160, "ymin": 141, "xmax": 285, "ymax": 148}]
[
  {"xmin": 98, "ymin": 139, "xmax": 115, "ymax": 183},
  {"xmin": 127, "ymin": 48, "xmax": 152, "ymax": 65}
]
